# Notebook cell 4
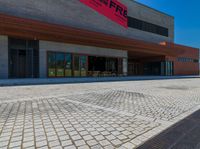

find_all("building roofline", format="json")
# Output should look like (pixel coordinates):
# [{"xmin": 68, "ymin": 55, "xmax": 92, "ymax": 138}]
[{"xmin": 132, "ymin": 0, "xmax": 174, "ymax": 18}]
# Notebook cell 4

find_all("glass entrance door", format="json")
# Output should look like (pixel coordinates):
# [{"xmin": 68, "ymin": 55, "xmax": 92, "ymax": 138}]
[
  {"xmin": 9, "ymin": 49, "xmax": 18, "ymax": 78},
  {"xmin": 9, "ymin": 38, "xmax": 39, "ymax": 78},
  {"xmin": 128, "ymin": 63, "xmax": 140, "ymax": 76},
  {"xmin": 9, "ymin": 49, "xmax": 33, "ymax": 78},
  {"xmin": 161, "ymin": 61, "xmax": 174, "ymax": 76},
  {"xmin": 18, "ymin": 50, "xmax": 26, "ymax": 78}
]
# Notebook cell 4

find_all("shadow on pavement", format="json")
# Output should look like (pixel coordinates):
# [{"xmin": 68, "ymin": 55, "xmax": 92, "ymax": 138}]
[{"xmin": 137, "ymin": 109, "xmax": 200, "ymax": 149}]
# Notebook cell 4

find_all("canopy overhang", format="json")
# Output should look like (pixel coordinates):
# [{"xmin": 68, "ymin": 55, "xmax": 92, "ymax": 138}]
[{"xmin": 0, "ymin": 13, "xmax": 195, "ymax": 57}]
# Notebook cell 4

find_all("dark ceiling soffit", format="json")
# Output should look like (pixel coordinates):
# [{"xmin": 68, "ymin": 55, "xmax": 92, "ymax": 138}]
[{"xmin": 0, "ymin": 13, "xmax": 185, "ymax": 56}]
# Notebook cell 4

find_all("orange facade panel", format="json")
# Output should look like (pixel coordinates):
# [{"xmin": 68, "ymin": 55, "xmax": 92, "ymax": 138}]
[{"xmin": 167, "ymin": 45, "xmax": 199, "ymax": 75}]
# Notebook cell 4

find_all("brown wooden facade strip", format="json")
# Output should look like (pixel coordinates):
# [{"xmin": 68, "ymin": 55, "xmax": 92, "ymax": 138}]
[{"xmin": 0, "ymin": 13, "xmax": 197, "ymax": 57}]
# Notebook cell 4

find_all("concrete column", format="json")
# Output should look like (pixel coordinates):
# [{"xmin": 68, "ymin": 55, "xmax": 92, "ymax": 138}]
[
  {"xmin": 0, "ymin": 35, "xmax": 8, "ymax": 79},
  {"xmin": 123, "ymin": 58, "xmax": 128, "ymax": 76}
]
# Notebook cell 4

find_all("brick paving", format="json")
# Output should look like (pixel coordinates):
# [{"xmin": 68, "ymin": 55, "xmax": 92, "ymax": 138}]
[{"xmin": 0, "ymin": 78, "xmax": 200, "ymax": 149}]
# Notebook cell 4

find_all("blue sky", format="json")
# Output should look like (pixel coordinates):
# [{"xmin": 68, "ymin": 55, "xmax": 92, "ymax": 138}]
[{"xmin": 136, "ymin": 0, "xmax": 200, "ymax": 49}]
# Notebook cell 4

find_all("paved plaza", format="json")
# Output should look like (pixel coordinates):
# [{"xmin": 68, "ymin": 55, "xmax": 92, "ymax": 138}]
[{"xmin": 0, "ymin": 78, "xmax": 200, "ymax": 149}]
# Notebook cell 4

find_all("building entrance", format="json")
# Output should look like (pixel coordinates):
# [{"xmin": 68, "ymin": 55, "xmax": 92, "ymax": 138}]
[
  {"xmin": 18, "ymin": 50, "xmax": 26, "ymax": 78},
  {"xmin": 8, "ymin": 38, "xmax": 39, "ymax": 78},
  {"xmin": 128, "ymin": 58, "xmax": 174, "ymax": 76},
  {"xmin": 128, "ymin": 63, "xmax": 140, "ymax": 75},
  {"xmin": 88, "ymin": 56, "xmax": 122, "ymax": 77},
  {"xmin": 47, "ymin": 52, "xmax": 123, "ymax": 78}
]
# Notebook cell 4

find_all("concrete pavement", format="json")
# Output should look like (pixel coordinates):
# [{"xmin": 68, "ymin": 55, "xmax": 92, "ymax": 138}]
[{"xmin": 0, "ymin": 78, "xmax": 200, "ymax": 148}]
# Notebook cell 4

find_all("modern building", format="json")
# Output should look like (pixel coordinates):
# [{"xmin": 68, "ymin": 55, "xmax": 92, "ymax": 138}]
[{"xmin": 0, "ymin": 0, "xmax": 199, "ymax": 79}]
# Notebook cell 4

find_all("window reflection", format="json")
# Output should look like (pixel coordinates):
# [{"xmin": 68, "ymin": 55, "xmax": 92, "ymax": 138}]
[
  {"xmin": 48, "ymin": 52, "xmax": 56, "ymax": 77},
  {"xmin": 73, "ymin": 55, "xmax": 80, "ymax": 77},
  {"xmin": 56, "ymin": 53, "xmax": 65, "ymax": 77},
  {"xmin": 48, "ymin": 52, "xmax": 72, "ymax": 77},
  {"xmin": 47, "ymin": 52, "xmax": 122, "ymax": 78},
  {"xmin": 65, "ymin": 54, "xmax": 72, "ymax": 77},
  {"xmin": 80, "ymin": 56, "xmax": 87, "ymax": 77}
]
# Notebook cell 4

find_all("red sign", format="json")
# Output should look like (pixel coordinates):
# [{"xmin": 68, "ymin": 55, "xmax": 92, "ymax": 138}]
[{"xmin": 80, "ymin": 0, "xmax": 128, "ymax": 28}]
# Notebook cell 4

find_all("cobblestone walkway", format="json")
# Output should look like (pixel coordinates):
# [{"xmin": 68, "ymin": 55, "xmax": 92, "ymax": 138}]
[{"xmin": 0, "ymin": 78, "xmax": 200, "ymax": 149}]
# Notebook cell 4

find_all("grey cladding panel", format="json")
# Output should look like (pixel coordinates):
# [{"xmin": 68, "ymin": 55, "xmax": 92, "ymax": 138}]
[{"xmin": 0, "ymin": 0, "xmax": 174, "ymax": 43}]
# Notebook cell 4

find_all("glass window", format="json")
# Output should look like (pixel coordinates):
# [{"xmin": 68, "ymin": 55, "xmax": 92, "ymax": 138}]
[
  {"xmin": 118, "ymin": 59, "xmax": 123, "ymax": 75},
  {"xmin": 48, "ymin": 52, "xmax": 56, "ymax": 77},
  {"xmin": 73, "ymin": 55, "xmax": 80, "ymax": 77},
  {"xmin": 80, "ymin": 56, "xmax": 87, "ymax": 71},
  {"xmin": 161, "ymin": 62, "xmax": 165, "ymax": 76},
  {"xmin": 74, "ymin": 55, "xmax": 80, "ymax": 71},
  {"xmin": 128, "ymin": 16, "xmax": 169, "ymax": 37},
  {"xmin": 106, "ymin": 58, "xmax": 118, "ymax": 76},
  {"xmin": 80, "ymin": 56, "xmax": 87, "ymax": 77},
  {"xmin": 164, "ymin": 61, "xmax": 173, "ymax": 76},
  {"xmin": 73, "ymin": 55, "xmax": 88, "ymax": 77},
  {"xmin": 167, "ymin": 62, "xmax": 170, "ymax": 76},
  {"xmin": 56, "ymin": 53, "xmax": 65, "ymax": 77},
  {"xmin": 65, "ymin": 54, "xmax": 72, "ymax": 77}
]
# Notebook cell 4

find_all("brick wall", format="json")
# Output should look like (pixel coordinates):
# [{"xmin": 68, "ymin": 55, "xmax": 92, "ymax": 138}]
[{"xmin": 167, "ymin": 47, "xmax": 199, "ymax": 75}]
